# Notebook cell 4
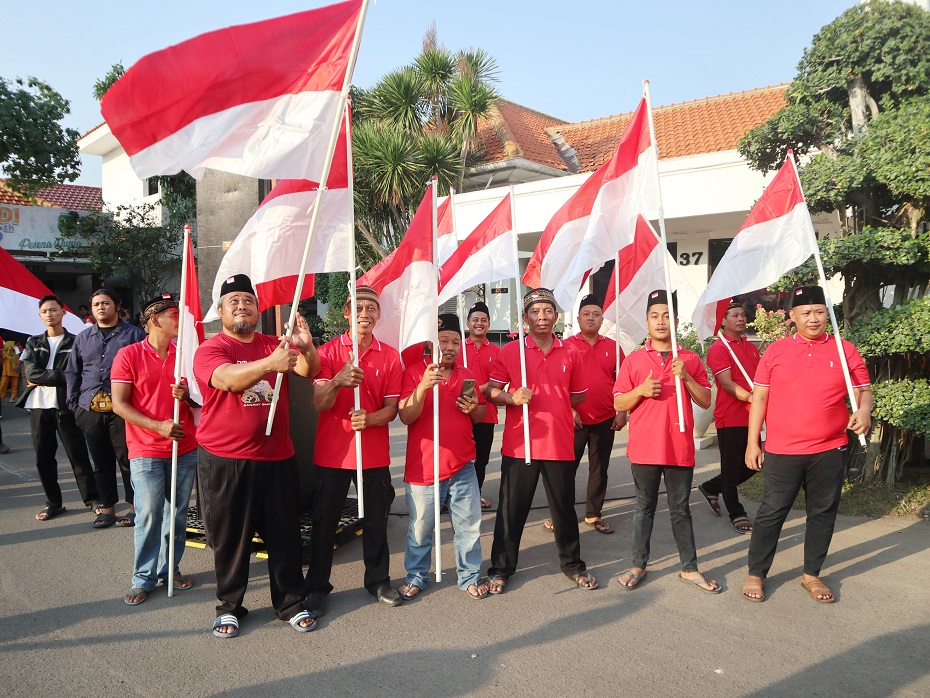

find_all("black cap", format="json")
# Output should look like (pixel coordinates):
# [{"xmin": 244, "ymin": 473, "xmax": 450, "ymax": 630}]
[
  {"xmin": 438, "ymin": 313, "xmax": 461, "ymax": 334},
  {"xmin": 523, "ymin": 288, "xmax": 558, "ymax": 314},
  {"xmin": 790, "ymin": 285, "xmax": 826, "ymax": 308},
  {"xmin": 141, "ymin": 292, "xmax": 178, "ymax": 322},
  {"xmin": 467, "ymin": 301, "xmax": 490, "ymax": 319},
  {"xmin": 578, "ymin": 294, "xmax": 601, "ymax": 311},
  {"xmin": 646, "ymin": 289, "xmax": 677, "ymax": 311},
  {"xmin": 220, "ymin": 274, "xmax": 256, "ymax": 298}
]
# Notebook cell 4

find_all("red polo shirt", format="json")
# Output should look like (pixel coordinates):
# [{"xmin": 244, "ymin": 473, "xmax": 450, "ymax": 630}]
[
  {"xmin": 313, "ymin": 332, "xmax": 402, "ymax": 470},
  {"xmin": 112, "ymin": 340, "xmax": 198, "ymax": 460},
  {"xmin": 457, "ymin": 337, "xmax": 501, "ymax": 425},
  {"xmin": 754, "ymin": 333, "xmax": 870, "ymax": 455},
  {"xmin": 613, "ymin": 341, "xmax": 711, "ymax": 467},
  {"xmin": 400, "ymin": 361, "xmax": 485, "ymax": 485},
  {"xmin": 706, "ymin": 334, "xmax": 761, "ymax": 428},
  {"xmin": 488, "ymin": 335, "xmax": 587, "ymax": 461},
  {"xmin": 565, "ymin": 333, "xmax": 622, "ymax": 425},
  {"xmin": 193, "ymin": 332, "xmax": 294, "ymax": 462}
]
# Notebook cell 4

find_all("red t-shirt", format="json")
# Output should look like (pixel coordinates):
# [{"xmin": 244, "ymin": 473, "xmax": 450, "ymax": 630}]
[
  {"xmin": 193, "ymin": 332, "xmax": 294, "ymax": 461},
  {"xmin": 754, "ymin": 333, "xmax": 870, "ymax": 455},
  {"xmin": 457, "ymin": 337, "xmax": 501, "ymax": 425},
  {"xmin": 706, "ymin": 334, "xmax": 761, "ymax": 428},
  {"xmin": 488, "ymin": 335, "xmax": 587, "ymax": 461},
  {"xmin": 400, "ymin": 361, "xmax": 485, "ymax": 485},
  {"xmin": 313, "ymin": 332, "xmax": 402, "ymax": 470},
  {"xmin": 613, "ymin": 341, "xmax": 711, "ymax": 467},
  {"xmin": 111, "ymin": 340, "xmax": 198, "ymax": 460},
  {"xmin": 564, "ymin": 333, "xmax": 623, "ymax": 425}
]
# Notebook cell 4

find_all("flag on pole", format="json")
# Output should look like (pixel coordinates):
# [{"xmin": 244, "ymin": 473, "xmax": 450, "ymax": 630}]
[
  {"xmin": 0, "ymin": 247, "xmax": 86, "ymax": 335},
  {"xmin": 358, "ymin": 188, "xmax": 437, "ymax": 364},
  {"xmin": 523, "ymin": 97, "xmax": 659, "ymax": 311},
  {"xmin": 691, "ymin": 155, "xmax": 819, "ymax": 340},
  {"xmin": 438, "ymin": 194, "xmax": 514, "ymax": 305},
  {"xmin": 180, "ymin": 231, "xmax": 205, "ymax": 408},
  {"xmin": 436, "ymin": 196, "xmax": 456, "ymax": 265},
  {"xmin": 101, "ymin": 0, "xmax": 363, "ymax": 180}
]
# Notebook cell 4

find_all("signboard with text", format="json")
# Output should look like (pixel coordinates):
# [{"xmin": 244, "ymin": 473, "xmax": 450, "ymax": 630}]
[{"xmin": 0, "ymin": 204, "xmax": 90, "ymax": 253}]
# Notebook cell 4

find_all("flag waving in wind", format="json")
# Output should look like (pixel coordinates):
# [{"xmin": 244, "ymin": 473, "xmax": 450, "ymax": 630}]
[
  {"xmin": 0, "ymin": 247, "xmax": 86, "ymax": 335},
  {"xmin": 180, "ymin": 231, "xmax": 205, "ymax": 407},
  {"xmin": 101, "ymin": 1, "xmax": 362, "ymax": 180},
  {"xmin": 436, "ymin": 197, "xmax": 456, "ymax": 265}
]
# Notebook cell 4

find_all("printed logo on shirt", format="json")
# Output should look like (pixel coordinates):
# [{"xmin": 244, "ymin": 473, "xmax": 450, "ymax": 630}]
[{"xmin": 242, "ymin": 379, "xmax": 274, "ymax": 405}]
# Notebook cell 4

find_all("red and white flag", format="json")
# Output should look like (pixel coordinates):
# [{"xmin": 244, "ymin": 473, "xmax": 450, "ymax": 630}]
[
  {"xmin": 436, "ymin": 197, "xmax": 456, "ymax": 265},
  {"xmin": 358, "ymin": 187, "xmax": 436, "ymax": 364},
  {"xmin": 101, "ymin": 1, "xmax": 362, "ymax": 180},
  {"xmin": 0, "ymin": 247, "xmax": 86, "ymax": 335},
  {"xmin": 691, "ymin": 155, "xmax": 818, "ymax": 339},
  {"xmin": 179, "ymin": 232, "xmax": 205, "ymax": 407},
  {"xmin": 524, "ymin": 97, "xmax": 659, "ymax": 310},
  {"xmin": 438, "ymin": 194, "xmax": 514, "ymax": 305}
]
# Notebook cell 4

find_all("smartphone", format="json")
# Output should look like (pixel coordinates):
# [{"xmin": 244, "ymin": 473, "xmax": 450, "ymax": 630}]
[{"xmin": 460, "ymin": 378, "xmax": 477, "ymax": 399}]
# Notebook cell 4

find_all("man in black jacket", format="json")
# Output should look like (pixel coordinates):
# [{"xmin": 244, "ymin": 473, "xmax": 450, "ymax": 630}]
[{"xmin": 16, "ymin": 295, "xmax": 99, "ymax": 521}]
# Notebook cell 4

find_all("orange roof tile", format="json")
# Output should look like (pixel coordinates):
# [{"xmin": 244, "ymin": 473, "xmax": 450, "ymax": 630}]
[
  {"xmin": 0, "ymin": 180, "xmax": 103, "ymax": 211},
  {"xmin": 474, "ymin": 99, "xmax": 568, "ymax": 171},
  {"xmin": 0, "ymin": 181, "xmax": 57, "ymax": 207},
  {"xmin": 80, "ymin": 121, "xmax": 106, "ymax": 140}
]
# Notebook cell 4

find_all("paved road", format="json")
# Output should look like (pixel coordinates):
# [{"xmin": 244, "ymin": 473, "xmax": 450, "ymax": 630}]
[{"xmin": 1, "ymin": 404, "xmax": 927, "ymax": 697}]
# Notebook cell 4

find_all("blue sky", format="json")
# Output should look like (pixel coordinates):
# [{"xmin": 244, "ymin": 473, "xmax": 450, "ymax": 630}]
[{"xmin": 3, "ymin": 0, "xmax": 853, "ymax": 186}]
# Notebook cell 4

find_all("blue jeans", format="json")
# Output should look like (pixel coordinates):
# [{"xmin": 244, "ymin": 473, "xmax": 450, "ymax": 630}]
[
  {"xmin": 130, "ymin": 450, "xmax": 197, "ymax": 591},
  {"xmin": 405, "ymin": 462, "xmax": 483, "ymax": 591}
]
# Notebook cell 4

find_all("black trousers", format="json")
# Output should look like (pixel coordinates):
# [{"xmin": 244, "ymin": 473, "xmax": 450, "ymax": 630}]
[
  {"xmin": 305, "ymin": 465, "xmax": 394, "ymax": 596},
  {"xmin": 198, "ymin": 448, "xmax": 306, "ymax": 620},
  {"xmin": 30, "ymin": 408, "xmax": 98, "ymax": 508},
  {"xmin": 700, "ymin": 426, "xmax": 756, "ymax": 520},
  {"xmin": 74, "ymin": 407, "xmax": 133, "ymax": 507},
  {"xmin": 488, "ymin": 456, "xmax": 585, "ymax": 580},
  {"xmin": 472, "ymin": 422, "xmax": 495, "ymax": 491},
  {"xmin": 747, "ymin": 447, "xmax": 847, "ymax": 579},
  {"xmin": 573, "ymin": 418, "xmax": 615, "ymax": 519}
]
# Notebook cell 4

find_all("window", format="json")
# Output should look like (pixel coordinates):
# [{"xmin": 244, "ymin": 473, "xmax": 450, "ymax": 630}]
[{"xmin": 145, "ymin": 178, "xmax": 159, "ymax": 197}]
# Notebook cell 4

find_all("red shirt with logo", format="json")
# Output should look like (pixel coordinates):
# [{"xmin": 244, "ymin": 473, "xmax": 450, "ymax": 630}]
[
  {"xmin": 706, "ymin": 334, "xmax": 761, "ymax": 428},
  {"xmin": 313, "ymin": 332, "xmax": 402, "ymax": 470},
  {"xmin": 565, "ymin": 333, "xmax": 622, "ymax": 425},
  {"xmin": 193, "ymin": 332, "xmax": 294, "ymax": 461},
  {"xmin": 754, "ymin": 333, "xmax": 870, "ymax": 455},
  {"xmin": 401, "ymin": 361, "xmax": 485, "ymax": 485},
  {"xmin": 613, "ymin": 341, "xmax": 711, "ymax": 467},
  {"xmin": 488, "ymin": 335, "xmax": 587, "ymax": 461},
  {"xmin": 112, "ymin": 340, "xmax": 198, "ymax": 460},
  {"xmin": 457, "ymin": 337, "xmax": 501, "ymax": 425}
]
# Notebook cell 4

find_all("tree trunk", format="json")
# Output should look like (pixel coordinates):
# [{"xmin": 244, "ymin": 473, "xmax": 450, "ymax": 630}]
[{"xmin": 848, "ymin": 77, "xmax": 879, "ymax": 135}]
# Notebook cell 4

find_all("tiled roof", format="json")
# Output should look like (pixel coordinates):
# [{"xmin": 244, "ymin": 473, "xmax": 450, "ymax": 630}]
[
  {"xmin": 547, "ymin": 84, "xmax": 789, "ymax": 172},
  {"xmin": 0, "ymin": 180, "xmax": 103, "ymax": 211},
  {"xmin": 0, "ymin": 181, "xmax": 57, "ymax": 207},
  {"xmin": 80, "ymin": 121, "xmax": 106, "ymax": 140},
  {"xmin": 474, "ymin": 99, "xmax": 568, "ymax": 171}
]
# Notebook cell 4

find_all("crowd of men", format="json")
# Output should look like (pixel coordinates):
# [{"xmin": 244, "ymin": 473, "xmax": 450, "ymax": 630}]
[{"xmin": 10, "ymin": 275, "xmax": 872, "ymax": 637}]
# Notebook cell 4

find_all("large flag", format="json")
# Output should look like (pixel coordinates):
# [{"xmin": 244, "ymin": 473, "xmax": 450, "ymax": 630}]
[
  {"xmin": 691, "ymin": 155, "xmax": 819, "ymax": 339},
  {"xmin": 179, "ymin": 231, "xmax": 205, "ymax": 407},
  {"xmin": 524, "ymin": 97, "xmax": 659, "ymax": 311},
  {"xmin": 436, "ymin": 197, "xmax": 456, "ymax": 265},
  {"xmin": 0, "ymin": 247, "xmax": 86, "ymax": 335},
  {"xmin": 358, "ymin": 188, "xmax": 436, "ymax": 363},
  {"xmin": 101, "ymin": 1, "xmax": 362, "ymax": 180},
  {"xmin": 438, "ymin": 194, "xmax": 514, "ymax": 305}
]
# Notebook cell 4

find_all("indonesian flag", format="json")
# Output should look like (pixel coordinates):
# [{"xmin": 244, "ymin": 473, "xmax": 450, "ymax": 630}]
[
  {"xmin": 691, "ymin": 154, "xmax": 818, "ymax": 339},
  {"xmin": 436, "ymin": 197, "xmax": 456, "ymax": 265},
  {"xmin": 0, "ymin": 247, "xmax": 86, "ymax": 335},
  {"xmin": 101, "ymin": 1, "xmax": 362, "ymax": 180},
  {"xmin": 438, "ymin": 194, "xmax": 514, "ymax": 304},
  {"xmin": 358, "ymin": 188, "xmax": 436, "ymax": 364},
  {"xmin": 524, "ymin": 97, "xmax": 659, "ymax": 311},
  {"xmin": 179, "ymin": 231, "xmax": 204, "ymax": 408}
]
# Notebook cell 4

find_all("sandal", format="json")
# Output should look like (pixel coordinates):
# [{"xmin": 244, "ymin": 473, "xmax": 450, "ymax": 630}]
[
  {"xmin": 616, "ymin": 569, "xmax": 646, "ymax": 591},
  {"xmin": 480, "ymin": 497, "xmax": 492, "ymax": 510},
  {"xmin": 742, "ymin": 575, "xmax": 765, "ymax": 602},
  {"xmin": 487, "ymin": 576, "xmax": 507, "ymax": 595},
  {"xmin": 677, "ymin": 572, "xmax": 722, "ymax": 594},
  {"xmin": 115, "ymin": 511, "xmax": 136, "ymax": 527},
  {"xmin": 92, "ymin": 513, "xmax": 117, "ymax": 529},
  {"xmin": 731, "ymin": 516, "xmax": 752, "ymax": 535},
  {"xmin": 123, "ymin": 587, "xmax": 148, "ymax": 606},
  {"xmin": 213, "ymin": 614, "xmax": 239, "ymax": 639},
  {"xmin": 36, "ymin": 504, "xmax": 66, "ymax": 522},
  {"xmin": 543, "ymin": 519, "xmax": 555, "ymax": 533},
  {"xmin": 573, "ymin": 573, "xmax": 599, "ymax": 591},
  {"xmin": 697, "ymin": 484, "xmax": 722, "ymax": 516},
  {"xmin": 466, "ymin": 581, "xmax": 490, "ymax": 600},
  {"xmin": 585, "ymin": 518, "xmax": 613, "ymax": 534},
  {"xmin": 288, "ymin": 610, "xmax": 317, "ymax": 633},
  {"xmin": 172, "ymin": 573, "xmax": 194, "ymax": 590},
  {"xmin": 800, "ymin": 577, "xmax": 836, "ymax": 604},
  {"xmin": 398, "ymin": 582, "xmax": 421, "ymax": 601}
]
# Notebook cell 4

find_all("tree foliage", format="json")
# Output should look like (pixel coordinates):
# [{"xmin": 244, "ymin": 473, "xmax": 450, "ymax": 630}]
[
  {"xmin": 0, "ymin": 77, "xmax": 81, "ymax": 199},
  {"xmin": 93, "ymin": 63, "xmax": 125, "ymax": 101}
]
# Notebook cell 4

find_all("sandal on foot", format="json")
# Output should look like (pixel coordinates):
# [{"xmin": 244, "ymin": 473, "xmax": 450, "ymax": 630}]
[
  {"xmin": 617, "ymin": 569, "xmax": 646, "ymax": 591},
  {"xmin": 480, "ymin": 497, "xmax": 492, "ymax": 510},
  {"xmin": 742, "ymin": 575, "xmax": 765, "ymax": 602},
  {"xmin": 585, "ymin": 518, "xmax": 613, "ymax": 534},
  {"xmin": 36, "ymin": 505, "xmax": 66, "ymax": 521},
  {"xmin": 213, "ymin": 614, "xmax": 239, "ymax": 639},
  {"xmin": 731, "ymin": 516, "xmax": 752, "ymax": 535},
  {"xmin": 123, "ymin": 587, "xmax": 148, "ymax": 606},
  {"xmin": 573, "ymin": 573, "xmax": 599, "ymax": 591},
  {"xmin": 697, "ymin": 485, "xmax": 721, "ymax": 516},
  {"xmin": 487, "ymin": 576, "xmax": 507, "ymax": 595},
  {"xmin": 801, "ymin": 577, "xmax": 836, "ymax": 604},
  {"xmin": 466, "ymin": 581, "xmax": 490, "ymax": 600},
  {"xmin": 398, "ymin": 582, "xmax": 422, "ymax": 601},
  {"xmin": 542, "ymin": 519, "xmax": 555, "ymax": 533},
  {"xmin": 678, "ymin": 572, "xmax": 722, "ymax": 594},
  {"xmin": 115, "ymin": 512, "xmax": 136, "ymax": 527},
  {"xmin": 172, "ymin": 573, "xmax": 194, "ymax": 590},
  {"xmin": 92, "ymin": 513, "xmax": 116, "ymax": 529},
  {"xmin": 288, "ymin": 610, "xmax": 317, "ymax": 633}
]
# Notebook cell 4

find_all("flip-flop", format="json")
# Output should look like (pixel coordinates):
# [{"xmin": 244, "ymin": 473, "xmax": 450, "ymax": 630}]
[
  {"xmin": 487, "ymin": 576, "xmax": 507, "ymax": 595},
  {"xmin": 123, "ymin": 587, "xmax": 148, "ymax": 606},
  {"xmin": 543, "ymin": 519, "xmax": 555, "ymax": 533},
  {"xmin": 573, "ymin": 573, "xmax": 599, "ymax": 591},
  {"xmin": 36, "ymin": 505, "xmax": 66, "ymax": 521},
  {"xmin": 213, "ymin": 614, "xmax": 239, "ymax": 639},
  {"xmin": 115, "ymin": 512, "xmax": 136, "ymax": 527},
  {"xmin": 92, "ymin": 513, "xmax": 117, "ymax": 529},
  {"xmin": 480, "ymin": 498, "xmax": 492, "ymax": 510},
  {"xmin": 697, "ymin": 485, "xmax": 722, "ymax": 516},
  {"xmin": 616, "ymin": 569, "xmax": 646, "ymax": 591},
  {"xmin": 466, "ymin": 581, "xmax": 490, "ymax": 600},
  {"xmin": 678, "ymin": 572, "xmax": 722, "ymax": 594},
  {"xmin": 731, "ymin": 516, "xmax": 752, "ymax": 535},
  {"xmin": 585, "ymin": 518, "xmax": 614, "ymax": 534},
  {"xmin": 398, "ymin": 583, "xmax": 421, "ymax": 600},
  {"xmin": 172, "ymin": 573, "xmax": 194, "ymax": 590}
]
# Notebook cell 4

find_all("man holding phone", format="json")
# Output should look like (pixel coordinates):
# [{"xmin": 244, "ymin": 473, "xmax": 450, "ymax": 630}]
[{"xmin": 397, "ymin": 314, "xmax": 489, "ymax": 600}]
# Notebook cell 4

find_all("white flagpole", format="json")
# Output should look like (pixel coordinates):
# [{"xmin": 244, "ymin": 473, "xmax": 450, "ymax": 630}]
[
  {"xmin": 430, "ymin": 178, "xmax": 442, "ymax": 582},
  {"xmin": 788, "ymin": 153, "xmax": 868, "ymax": 448},
  {"xmin": 449, "ymin": 186, "xmax": 469, "ymax": 368},
  {"xmin": 509, "ymin": 187, "xmax": 532, "ymax": 464},
  {"xmin": 643, "ymin": 80, "xmax": 686, "ymax": 433},
  {"xmin": 167, "ymin": 223, "xmax": 191, "ymax": 599},
  {"xmin": 265, "ymin": 0, "xmax": 372, "ymax": 436}
]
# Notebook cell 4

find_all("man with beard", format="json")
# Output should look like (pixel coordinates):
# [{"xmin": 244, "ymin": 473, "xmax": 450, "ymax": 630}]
[{"xmin": 194, "ymin": 275, "xmax": 319, "ymax": 637}]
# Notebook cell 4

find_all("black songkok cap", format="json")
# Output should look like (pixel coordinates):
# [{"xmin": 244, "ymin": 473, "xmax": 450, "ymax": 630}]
[
  {"xmin": 579, "ymin": 294, "xmax": 601, "ymax": 310},
  {"xmin": 523, "ymin": 288, "xmax": 558, "ymax": 314},
  {"xmin": 467, "ymin": 301, "xmax": 490, "ymax": 319},
  {"xmin": 646, "ymin": 289, "xmax": 677, "ymax": 311},
  {"xmin": 142, "ymin": 292, "xmax": 177, "ymax": 322},
  {"xmin": 220, "ymin": 274, "xmax": 256, "ymax": 298},
  {"xmin": 790, "ymin": 285, "xmax": 826, "ymax": 308},
  {"xmin": 438, "ymin": 313, "xmax": 461, "ymax": 334}
]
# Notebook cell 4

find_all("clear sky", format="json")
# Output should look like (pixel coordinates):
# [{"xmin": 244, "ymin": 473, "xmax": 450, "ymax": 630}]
[{"xmin": 3, "ymin": 0, "xmax": 854, "ymax": 187}]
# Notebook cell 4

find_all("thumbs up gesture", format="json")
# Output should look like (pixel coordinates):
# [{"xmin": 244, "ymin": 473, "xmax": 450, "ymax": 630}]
[{"xmin": 638, "ymin": 370, "xmax": 662, "ymax": 399}]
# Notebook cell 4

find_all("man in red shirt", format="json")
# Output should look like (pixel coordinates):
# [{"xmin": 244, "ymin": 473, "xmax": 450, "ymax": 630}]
[
  {"xmin": 485, "ymin": 288, "xmax": 596, "ymax": 594},
  {"xmin": 194, "ymin": 274, "xmax": 319, "ymax": 637},
  {"xmin": 696, "ymin": 300, "xmax": 761, "ymax": 534},
  {"xmin": 459, "ymin": 301, "xmax": 500, "ymax": 509},
  {"xmin": 112, "ymin": 293, "xmax": 200, "ymax": 606},
  {"xmin": 743, "ymin": 286, "xmax": 871, "ymax": 604},
  {"xmin": 398, "ymin": 314, "xmax": 489, "ymax": 600},
  {"xmin": 304, "ymin": 285, "xmax": 404, "ymax": 614},
  {"xmin": 613, "ymin": 290, "xmax": 720, "ymax": 593},
  {"xmin": 561, "ymin": 294, "xmax": 626, "ymax": 534}
]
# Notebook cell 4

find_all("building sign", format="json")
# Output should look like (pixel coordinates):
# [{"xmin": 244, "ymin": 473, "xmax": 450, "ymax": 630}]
[{"xmin": 0, "ymin": 204, "xmax": 90, "ymax": 253}]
